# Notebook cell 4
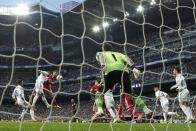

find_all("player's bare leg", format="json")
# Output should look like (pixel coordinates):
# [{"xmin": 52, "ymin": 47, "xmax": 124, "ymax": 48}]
[
  {"xmin": 32, "ymin": 93, "xmax": 39, "ymax": 110},
  {"xmin": 40, "ymin": 93, "xmax": 51, "ymax": 108},
  {"xmin": 44, "ymin": 88, "xmax": 60, "ymax": 108},
  {"xmin": 179, "ymin": 101, "xmax": 193, "ymax": 123}
]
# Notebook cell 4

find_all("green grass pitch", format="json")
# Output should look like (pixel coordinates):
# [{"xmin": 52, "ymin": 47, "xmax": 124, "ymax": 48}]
[{"xmin": 0, "ymin": 122, "xmax": 195, "ymax": 131}]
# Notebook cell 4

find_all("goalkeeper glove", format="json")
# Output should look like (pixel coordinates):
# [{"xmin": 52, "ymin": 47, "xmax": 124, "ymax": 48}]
[{"xmin": 133, "ymin": 68, "xmax": 141, "ymax": 79}]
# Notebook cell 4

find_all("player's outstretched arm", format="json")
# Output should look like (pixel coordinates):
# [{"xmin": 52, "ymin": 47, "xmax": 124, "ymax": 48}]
[
  {"xmin": 96, "ymin": 52, "xmax": 105, "ymax": 67},
  {"xmin": 170, "ymin": 80, "xmax": 181, "ymax": 90},
  {"xmin": 124, "ymin": 56, "xmax": 141, "ymax": 79}
]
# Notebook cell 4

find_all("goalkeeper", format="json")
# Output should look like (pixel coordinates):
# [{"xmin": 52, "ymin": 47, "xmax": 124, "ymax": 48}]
[{"xmin": 96, "ymin": 43, "xmax": 146, "ymax": 120}]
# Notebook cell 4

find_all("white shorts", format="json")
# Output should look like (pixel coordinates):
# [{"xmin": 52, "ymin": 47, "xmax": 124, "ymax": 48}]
[
  {"xmin": 17, "ymin": 99, "xmax": 29, "ymax": 108},
  {"xmin": 104, "ymin": 92, "xmax": 115, "ymax": 109},
  {"xmin": 34, "ymin": 82, "xmax": 44, "ymax": 94},
  {"xmin": 178, "ymin": 89, "xmax": 190, "ymax": 103},
  {"xmin": 161, "ymin": 102, "xmax": 169, "ymax": 113}
]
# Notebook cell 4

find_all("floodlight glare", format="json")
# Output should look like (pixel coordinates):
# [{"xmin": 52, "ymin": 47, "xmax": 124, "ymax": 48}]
[
  {"xmin": 102, "ymin": 22, "xmax": 109, "ymax": 28},
  {"xmin": 13, "ymin": 5, "xmax": 29, "ymax": 15},
  {"xmin": 125, "ymin": 11, "xmax": 129, "ymax": 17},
  {"xmin": 92, "ymin": 26, "xmax": 100, "ymax": 32},
  {"xmin": 150, "ymin": 0, "xmax": 156, "ymax": 5},
  {"xmin": 136, "ymin": 5, "xmax": 144, "ymax": 12},
  {"xmin": 113, "ymin": 18, "xmax": 118, "ymax": 22}
]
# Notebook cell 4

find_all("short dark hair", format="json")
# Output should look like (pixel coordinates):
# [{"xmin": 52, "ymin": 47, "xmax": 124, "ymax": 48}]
[
  {"xmin": 154, "ymin": 86, "xmax": 159, "ymax": 90},
  {"xmin": 16, "ymin": 79, "xmax": 23, "ymax": 85},
  {"xmin": 103, "ymin": 43, "xmax": 113, "ymax": 51},
  {"xmin": 174, "ymin": 67, "xmax": 181, "ymax": 73}
]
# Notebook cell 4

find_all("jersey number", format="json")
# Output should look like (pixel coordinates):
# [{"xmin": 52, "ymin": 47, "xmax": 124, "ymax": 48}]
[{"xmin": 112, "ymin": 54, "xmax": 117, "ymax": 61}]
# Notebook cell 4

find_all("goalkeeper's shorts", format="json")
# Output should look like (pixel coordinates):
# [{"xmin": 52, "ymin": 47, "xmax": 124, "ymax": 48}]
[{"xmin": 104, "ymin": 70, "xmax": 132, "ymax": 94}]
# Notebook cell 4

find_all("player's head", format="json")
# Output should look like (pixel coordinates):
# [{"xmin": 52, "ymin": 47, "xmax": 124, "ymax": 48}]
[
  {"xmin": 52, "ymin": 70, "xmax": 58, "ymax": 77},
  {"xmin": 103, "ymin": 43, "xmax": 113, "ymax": 51},
  {"xmin": 16, "ymin": 79, "xmax": 23, "ymax": 86},
  {"xmin": 71, "ymin": 98, "xmax": 75, "ymax": 103},
  {"xmin": 154, "ymin": 87, "xmax": 160, "ymax": 92},
  {"xmin": 173, "ymin": 67, "xmax": 181, "ymax": 75}
]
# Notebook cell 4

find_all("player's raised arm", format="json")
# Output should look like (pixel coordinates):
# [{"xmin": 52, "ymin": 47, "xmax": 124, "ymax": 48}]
[{"xmin": 170, "ymin": 82, "xmax": 180, "ymax": 90}]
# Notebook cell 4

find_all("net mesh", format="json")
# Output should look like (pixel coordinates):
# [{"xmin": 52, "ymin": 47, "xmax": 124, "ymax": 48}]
[{"xmin": 0, "ymin": 0, "xmax": 196, "ymax": 130}]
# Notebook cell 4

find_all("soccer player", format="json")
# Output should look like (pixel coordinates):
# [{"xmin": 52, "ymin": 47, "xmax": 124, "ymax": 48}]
[
  {"xmin": 43, "ymin": 70, "xmax": 61, "ymax": 108},
  {"xmin": 170, "ymin": 67, "xmax": 193, "ymax": 123},
  {"xmin": 104, "ymin": 89, "xmax": 119, "ymax": 122},
  {"xmin": 90, "ymin": 80, "xmax": 119, "ymax": 122},
  {"xmin": 71, "ymin": 98, "xmax": 78, "ymax": 115},
  {"xmin": 32, "ymin": 70, "xmax": 51, "ymax": 109},
  {"xmin": 130, "ymin": 94, "xmax": 152, "ymax": 120},
  {"xmin": 116, "ymin": 102, "xmax": 124, "ymax": 118},
  {"xmin": 154, "ymin": 87, "xmax": 178, "ymax": 123},
  {"xmin": 90, "ymin": 80, "xmax": 104, "ymax": 117},
  {"xmin": 96, "ymin": 43, "xmax": 144, "ymax": 121},
  {"xmin": 12, "ymin": 79, "xmax": 36, "ymax": 121}
]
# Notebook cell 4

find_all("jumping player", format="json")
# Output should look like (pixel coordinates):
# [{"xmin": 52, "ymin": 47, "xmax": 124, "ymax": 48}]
[
  {"xmin": 170, "ymin": 67, "xmax": 193, "ymax": 123},
  {"xmin": 43, "ymin": 70, "xmax": 61, "ymax": 108},
  {"xmin": 31, "ymin": 70, "xmax": 51, "ymax": 109}
]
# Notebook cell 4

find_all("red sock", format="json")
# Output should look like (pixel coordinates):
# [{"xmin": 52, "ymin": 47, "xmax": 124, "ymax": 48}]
[
  {"xmin": 124, "ymin": 95, "xmax": 142, "ymax": 122},
  {"xmin": 52, "ymin": 98, "xmax": 58, "ymax": 106},
  {"xmin": 124, "ymin": 95, "xmax": 134, "ymax": 115}
]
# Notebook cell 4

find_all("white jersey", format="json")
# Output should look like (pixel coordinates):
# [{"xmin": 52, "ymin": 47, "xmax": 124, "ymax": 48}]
[
  {"xmin": 36, "ymin": 73, "xmax": 47, "ymax": 85},
  {"xmin": 171, "ymin": 74, "xmax": 187, "ymax": 91},
  {"xmin": 12, "ymin": 85, "xmax": 26, "ymax": 105},
  {"xmin": 34, "ymin": 73, "xmax": 48, "ymax": 93},
  {"xmin": 155, "ymin": 90, "xmax": 169, "ymax": 104}
]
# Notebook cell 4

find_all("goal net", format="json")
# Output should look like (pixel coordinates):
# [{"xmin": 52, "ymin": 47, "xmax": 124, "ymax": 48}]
[{"xmin": 0, "ymin": 0, "xmax": 195, "ymax": 130}]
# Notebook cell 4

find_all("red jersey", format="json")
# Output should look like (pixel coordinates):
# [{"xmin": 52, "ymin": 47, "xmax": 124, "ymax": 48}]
[
  {"xmin": 43, "ymin": 74, "xmax": 54, "ymax": 90},
  {"xmin": 90, "ymin": 83, "xmax": 99, "ymax": 93}
]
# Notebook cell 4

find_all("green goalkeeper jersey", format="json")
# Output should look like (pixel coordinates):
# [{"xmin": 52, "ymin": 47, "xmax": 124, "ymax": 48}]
[{"xmin": 96, "ymin": 51, "xmax": 129, "ymax": 75}]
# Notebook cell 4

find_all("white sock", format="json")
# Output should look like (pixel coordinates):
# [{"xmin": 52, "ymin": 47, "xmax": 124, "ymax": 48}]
[
  {"xmin": 108, "ymin": 108, "xmax": 118, "ymax": 119},
  {"xmin": 30, "ymin": 109, "xmax": 35, "ymax": 120},
  {"xmin": 186, "ymin": 106, "xmax": 193, "ymax": 119},
  {"xmin": 21, "ymin": 108, "xmax": 27, "ymax": 119},
  {"xmin": 180, "ymin": 104, "xmax": 190, "ymax": 120},
  {"xmin": 163, "ymin": 112, "xmax": 167, "ymax": 121},
  {"xmin": 143, "ymin": 106, "xmax": 152, "ymax": 114},
  {"xmin": 97, "ymin": 108, "xmax": 103, "ymax": 114},
  {"xmin": 32, "ymin": 94, "xmax": 39, "ymax": 107},
  {"xmin": 41, "ymin": 95, "xmax": 50, "ymax": 107},
  {"xmin": 168, "ymin": 112, "xmax": 175, "ymax": 115}
]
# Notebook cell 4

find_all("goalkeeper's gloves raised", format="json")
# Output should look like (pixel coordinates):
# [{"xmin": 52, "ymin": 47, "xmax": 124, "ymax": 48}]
[{"xmin": 133, "ymin": 68, "xmax": 141, "ymax": 79}]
